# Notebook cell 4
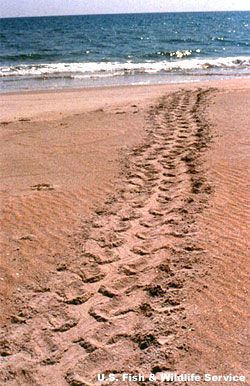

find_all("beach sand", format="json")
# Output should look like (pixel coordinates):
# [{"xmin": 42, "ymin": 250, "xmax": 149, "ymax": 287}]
[{"xmin": 0, "ymin": 79, "xmax": 249, "ymax": 385}]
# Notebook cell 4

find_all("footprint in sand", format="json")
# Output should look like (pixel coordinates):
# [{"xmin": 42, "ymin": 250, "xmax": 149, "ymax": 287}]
[{"xmin": 30, "ymin": 183, "xmax": 54, "ymax": 191}]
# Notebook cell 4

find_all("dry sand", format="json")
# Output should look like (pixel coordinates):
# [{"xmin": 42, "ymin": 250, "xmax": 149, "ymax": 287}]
[{"xmin": 0, "ymin": 79, "xmax": 249, "ymax": 385}]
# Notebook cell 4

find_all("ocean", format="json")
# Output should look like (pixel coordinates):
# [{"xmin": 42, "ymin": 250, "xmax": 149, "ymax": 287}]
[{"xmin": 0, "ymin": 11, "xmax": 249, "ymax": 92}]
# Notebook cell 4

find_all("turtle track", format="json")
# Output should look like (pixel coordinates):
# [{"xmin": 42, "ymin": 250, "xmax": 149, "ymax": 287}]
[{"xmin": 0, "ymin": 88, "xmax": 214, "ymax": 386}]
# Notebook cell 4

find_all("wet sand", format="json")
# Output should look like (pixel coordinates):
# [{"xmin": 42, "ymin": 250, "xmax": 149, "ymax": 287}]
[{"xmin": 0, "ymin": 79, "xmax": 249, "ymax": 385}]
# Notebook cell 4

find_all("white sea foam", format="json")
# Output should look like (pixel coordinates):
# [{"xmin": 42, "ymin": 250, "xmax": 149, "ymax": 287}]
[{"xmin": 1, "ymin": 57, "xmax": 249, "ymax": 78}]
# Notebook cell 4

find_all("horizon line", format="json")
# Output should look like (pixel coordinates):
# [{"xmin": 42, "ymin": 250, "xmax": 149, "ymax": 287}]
[{"xmin": 1, "ymin": 9, "xmax": 250, "ymax": 19}]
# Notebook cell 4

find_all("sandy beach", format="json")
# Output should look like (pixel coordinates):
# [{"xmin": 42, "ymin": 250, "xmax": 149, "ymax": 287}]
[{"xmin": 0, "ymin": 79, "xmax": 249, "ymax": 385}]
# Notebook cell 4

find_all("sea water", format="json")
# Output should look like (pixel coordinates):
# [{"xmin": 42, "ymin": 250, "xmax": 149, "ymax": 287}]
[{"xmin": 0, "ymin": 11, "xmax": 249, "ymax": 92}]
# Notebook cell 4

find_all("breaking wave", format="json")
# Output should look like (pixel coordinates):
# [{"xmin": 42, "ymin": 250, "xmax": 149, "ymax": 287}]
[{"xmin": 1, "ymin": 57, "xmax": 250, "ymax": 79}]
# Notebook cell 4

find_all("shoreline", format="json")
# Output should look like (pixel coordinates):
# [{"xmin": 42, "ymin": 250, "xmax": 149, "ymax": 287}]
[
  {"xmin": 0, "ymin": 78, "xmax": 249, "ymax": 384},
  {"xmin": 1, "ymin": 75, "xmax": 250, "ymax": 96},
  {"xmin": 1, "ymin": 74, "xmax": 250, "ymax": 96}
]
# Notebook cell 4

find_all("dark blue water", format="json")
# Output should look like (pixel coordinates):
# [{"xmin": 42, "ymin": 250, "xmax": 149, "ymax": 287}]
[{"xmin": 0, "ymin": 12, "xmax": 250, "ymax": 92}]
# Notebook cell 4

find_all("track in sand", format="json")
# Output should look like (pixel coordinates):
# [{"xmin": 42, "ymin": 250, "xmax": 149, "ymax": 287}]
[{"xmin": 0, "ymin": 89, "xmax": 216, "ymax": 385}]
